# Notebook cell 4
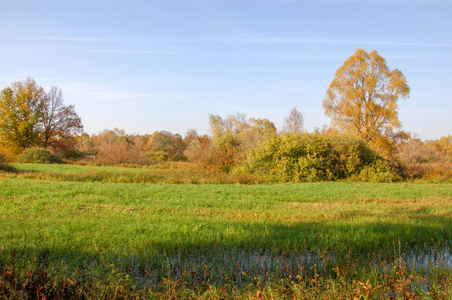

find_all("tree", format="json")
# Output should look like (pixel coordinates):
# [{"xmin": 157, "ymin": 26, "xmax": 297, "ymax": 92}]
[
  {"xmin": 228, "ymin": 112, "xmax": 250, "ymax": 135},
  {"xmin": 323, "ymin": 48, "xmax": 410, "ymax": 155},
  {"xmin": 205, "ymin": 113, "xmax": 277, "ymax": 172},
  {"xmin": 437, "ymin": 135, "xmax": 452, "ymax": 156},
  {"xmin": 145, "ymin": 131, "xmax": 185, "ymax": 161},
  {"xmin": 208, "ymin": 113, "xmax": 250, "ymax": 139},
  {"xmin": 183, "ymin": 128, "xmax": 201, "ymax": 151},
  {"xmin": 90, "ymin": 129, "xmax": 149, "ymax": 165},
  {"xmin": 40, "ymin": 86, "xmax": 83, "ymax": 149},
  {"xmin": 239, "ymin": 118, "xmax": 276, "ymax": 151},
  {"xmin": 208, "ymin": 113, "xmax": 276, "ymax": 150},
  {"xmin": 282, "ymin": 107, "xmax": 304, "ymax": 133},
  {"xmin": 76, "ymin": 133, "xmax": 97, "ymax": 155},
  {"xmin": 0, "ymin": 78, "xmax": 45, "ymax": 154},
  {"xmin": 0, "ymin": 78, "xmax": 83, "ymax": 155},
  {"xmin": 184, "ymin": 134, "xmax": 212, "ymax": 168}
]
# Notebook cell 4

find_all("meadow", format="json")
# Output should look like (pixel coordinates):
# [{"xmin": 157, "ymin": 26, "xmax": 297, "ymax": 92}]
[{"xmin": 1, "ymin": 163, "xmax": 452, "ymax": 298}]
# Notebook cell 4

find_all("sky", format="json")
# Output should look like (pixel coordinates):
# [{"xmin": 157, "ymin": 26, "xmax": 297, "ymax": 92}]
[{"xmin": 1, "ymin": 0, "xmax": 451, "ymax": 140}]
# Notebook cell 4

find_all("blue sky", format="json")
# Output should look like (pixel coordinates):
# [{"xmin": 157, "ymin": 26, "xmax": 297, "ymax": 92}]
[{"xmin": 1, "ymin": 0, "xmax": 451, "ymax": 139}]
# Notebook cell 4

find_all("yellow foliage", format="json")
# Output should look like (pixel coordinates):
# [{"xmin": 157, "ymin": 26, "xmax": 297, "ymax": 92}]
[
  {"xmin": 437, "ymin": 135, "xmax": 452, "ymax": 156},
  {"xmin": 0, "ymin": 78, "xmax": 44, "ymax": 153},
  {"xmin": 0, "ymin": 145, "xmax": 16, "ymax": 162},
  {"xmin": 0, "ymin": 77, "xmax": 83, "ymax": 156},
  {"xmin": 323, "ymin": 49, "xmax": 410, "ymax": 157},
  {"xmin": 238, "ymin": 133, "xmax": 397, "ymax": 182}
]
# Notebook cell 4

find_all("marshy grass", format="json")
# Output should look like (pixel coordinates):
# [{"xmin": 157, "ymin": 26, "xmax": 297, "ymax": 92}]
[
  {"xmin": 1, "ymin": 164, "xmax": 451, "ymax": 298},
  {"xmin": 5, "ymin": 163, "xmax": 267, "ymax": 184},
  {"xmin": 1, "ymin": 245, "xmax": 451, "ymax": 299}
]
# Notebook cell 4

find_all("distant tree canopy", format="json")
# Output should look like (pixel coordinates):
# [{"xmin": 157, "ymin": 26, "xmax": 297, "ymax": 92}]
[
  {"xmin": 208, "ymin": 113, "xmax": 276, "ymax": 141},
  {"xmin": 145, "ymin": 131, "xmax": 185, "ymax": 161},
  {"xmin": 282, "ymin": 107, "xmax": 304, "ymax": 134},
  {"xmin": 87, "ymin": 129, "xmax": 148, "ymax": 165},
  {"xmin": 203, "ymin": 113, "xmax": 277, "ymax": 172},
  {"xmin": 323, "ymin": 49, "xmax": 410, "ymax": 157},
  {"xmin": 0, "ymin": 78, "xmax": 83, "ymax": 157},
  {"xmin": 5, "ymin": 66, "xmax": 450, "ymax": 183}
]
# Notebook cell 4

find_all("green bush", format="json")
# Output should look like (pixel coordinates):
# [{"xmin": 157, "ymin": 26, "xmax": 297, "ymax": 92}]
[
  {"xmin": 237, "ymin": 133, "xmax": 398, "ymax": 182},
  {"xmin": 186, "ymin": 134, "xmax": 241, "ymax": 173},
  {"xmin": 171, "ymin": 152, "xmax": 188, "ymax": 162},
  {"xmin": 147, "ymin": 150, "xmax": 170, "ymax": 162},
  {"xmin": 17, "ymin": 148, "xmax": 62, "ymax": 164},
  {"xmin": 61, "ymin": 148, "xmax": 85, "ymax": 161},
  {"xmin": 357, "ymin": 160, "xmax": 399, "ymax": 182}
]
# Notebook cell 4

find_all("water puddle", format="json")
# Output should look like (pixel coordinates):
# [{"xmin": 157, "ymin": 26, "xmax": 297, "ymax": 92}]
[{"xmin": 110, "ymin": 245, "xmax": 452, "ymax": 289}]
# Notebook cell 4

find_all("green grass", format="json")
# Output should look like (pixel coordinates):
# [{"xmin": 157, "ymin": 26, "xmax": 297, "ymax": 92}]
[
  {"xmin": 5, "ymin": 162, "xmax": 267, "ymax": 184},
  {"xmin": 1, "ymin": 163, "xmax": 451, "ymax": 298},
  {"xmin": 2, "ymin": 177, "xmax": 451, "ymax": 254}
]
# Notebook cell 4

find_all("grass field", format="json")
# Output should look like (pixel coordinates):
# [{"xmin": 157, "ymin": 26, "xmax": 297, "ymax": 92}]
[
  {"xmin": 5, "ymin": 162, "xmax": 267, "ymax": 184},
  {"xmin": 1, "ymin": 163, "xmax": 451, "ymax": 298}
]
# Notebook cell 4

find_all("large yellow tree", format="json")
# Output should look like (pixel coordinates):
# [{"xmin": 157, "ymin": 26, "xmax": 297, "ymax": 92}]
[
  {"xmin": 323, "ymin": 48, "xmax": 410, "ymax": 156},
  {"xmin": 0, "ymin": 78, "xmax": 45, "ymax": 155}
]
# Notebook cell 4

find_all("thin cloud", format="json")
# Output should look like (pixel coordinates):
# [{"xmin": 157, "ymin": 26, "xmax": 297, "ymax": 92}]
[
  {"xmin": 10, "ymin": 36, "xmax": 136, "ymax": 43},
  {"xmin": 8, "ymin": 35, "xmax": 451, "ymax": 47},
  {"xmin": 78, "ymin": 49, "xmax": 344, "ymax": 59},
  {"xmin": 0, "ymin": 46, "xmax": 344, "ymax": 59},
  {"xmin": 387, "ymin": 55, "xmax": 452, "ymax": 60},
  {"xmin": 171, "ymin": 37, "xmax": 451, "ymax": 47},
  {"xmin": 78, "ymin": 49, "xmax": 196, "ymax": 56},
  {"xmin": 219, "ymin": 0, "xmax": 445, "ymax": 3}
]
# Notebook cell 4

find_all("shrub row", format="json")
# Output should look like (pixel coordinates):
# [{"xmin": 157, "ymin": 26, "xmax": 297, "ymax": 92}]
[{"xmin": 10, "ymin": 135, "xmax": 399, "ymax": 183}]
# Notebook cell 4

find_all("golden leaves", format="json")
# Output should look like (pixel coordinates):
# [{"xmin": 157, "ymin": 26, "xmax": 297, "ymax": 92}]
[{"xmin": 323, "ymin": 49, "xmax": 410, "ymax": 156}]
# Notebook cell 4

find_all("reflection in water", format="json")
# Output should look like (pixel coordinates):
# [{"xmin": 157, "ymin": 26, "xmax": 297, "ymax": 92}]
[{"xmin": 112, "ymin": 245, "xmax": 451, "ymax": 289}]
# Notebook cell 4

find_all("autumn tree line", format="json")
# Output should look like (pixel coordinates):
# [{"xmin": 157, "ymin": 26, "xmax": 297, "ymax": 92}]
[{"xmin": 1, "ymin": 49, "xmax": 452, "ymax": 182}]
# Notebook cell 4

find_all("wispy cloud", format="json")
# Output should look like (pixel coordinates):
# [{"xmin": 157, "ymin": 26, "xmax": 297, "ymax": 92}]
[
  {"xmin": 0, "ymin": 45, "xmax": 343, "ymax": 59},
  {"xmin": 8, "ymin": 35, "xmax": 451, "ymax": 47},
  {"xmin": 78, "ymin": 50, "xmax": 195, "ymax": 55},
  {"xmin": 387, "ymin": 55, "xmax": 452, "ymax": 60},
  {"xmin": 10, "ymin": 36, "xmax": 136, "ymax": 43},
  {"xmin": 170, "ymin": 37, "xmax": 451, "ymax": 47},
  {"xmin": 77, "ymin": 49, "xmax": 344, "ymax": 59},
  {"xmin": 220, "ymin": 0, "xmax": 445, "ymax": 3}
]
